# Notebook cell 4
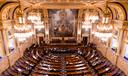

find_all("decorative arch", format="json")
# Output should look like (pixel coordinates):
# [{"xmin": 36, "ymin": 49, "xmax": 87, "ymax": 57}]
[
  {"xmin": 0, "ymin": 1, "xmax": 17, "ymax": 11},
  {"xmin": 0, "ymin": 2, "xmax": 18, "ymax": 20},
  {"xmin": 109, "ymin": 2, "xmax": 127, "ymax": 21}
]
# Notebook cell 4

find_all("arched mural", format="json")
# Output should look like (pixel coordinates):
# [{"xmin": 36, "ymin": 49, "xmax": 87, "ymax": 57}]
[{"xmin": 48, "ymin": 9, "xmax": 78, "ymax": 37}]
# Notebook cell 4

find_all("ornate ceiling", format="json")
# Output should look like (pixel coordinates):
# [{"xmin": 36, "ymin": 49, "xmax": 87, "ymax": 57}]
[{"xmin": 0, "ymin": 0, "xmax": 128, "ymax": 21}]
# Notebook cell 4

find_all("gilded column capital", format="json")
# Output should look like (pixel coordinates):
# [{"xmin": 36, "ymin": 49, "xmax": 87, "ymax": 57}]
[
  {"xmin": 0, "ymin": 21, "xmax": 2, "ymax": 26},
  {"xmin": 0, "ymin": 20, "xmax": 4, "ymax": 30},
  {"xmin": 123, "ymin": 21, "xmax": 128, "ymax": 26},
  {"xmin": 122, "ymin": 21, "xmax": 128, "ymax": 30}
]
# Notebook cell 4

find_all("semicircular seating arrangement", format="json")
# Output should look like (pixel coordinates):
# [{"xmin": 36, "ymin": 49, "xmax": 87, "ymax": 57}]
[
  {"xmin": 32, "ymin": 53, "xmax": 93, "ymax": 76},
  {"xmin": 1, "ymin": 44, "xmax": 44, "ymax": 76},
  {"xmin": 1, "ymin": 44, "xmax": 126, "ymax": 76},
  {"xmin": 82, "ymin": 46, "xmax": 126, "ymax": 76}
]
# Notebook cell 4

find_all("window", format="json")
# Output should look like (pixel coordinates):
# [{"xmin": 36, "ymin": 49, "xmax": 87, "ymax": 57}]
[
  {"xmin": 111, "ymin": 38, "xmax": 118, "ymax": 52},
  {"xmin": 9, "ymin": 38, "xmax": 15, "ymax": 52},
  {"xmin": 124, "ymin": 44, "xmax": 128, "ymax": 60}
]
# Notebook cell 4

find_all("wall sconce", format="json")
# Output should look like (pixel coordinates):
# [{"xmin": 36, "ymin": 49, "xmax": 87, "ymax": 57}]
[
  {"xmin": 45, "ymin": 31, "xmax": 49, "ymax": 35},
  {"xmin": 78, "ymin": 31, "xmax": 81, "ymax": 35}
]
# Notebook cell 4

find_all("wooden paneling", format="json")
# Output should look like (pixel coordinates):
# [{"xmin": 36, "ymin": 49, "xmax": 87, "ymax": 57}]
[
  {"xmin": 8, "ymin": 50, "xmax": 20, "ymax": 66},
  {"xmin": 0, "ymin": 56, "xmax": 9, "ymax": 73},
  {"xmin": 117, "ymin": 56, "xmax": 128, "ymax": 75},
  {"xmin": 106, "ymin": 48, "xmax": 117, "ymax": 65}
]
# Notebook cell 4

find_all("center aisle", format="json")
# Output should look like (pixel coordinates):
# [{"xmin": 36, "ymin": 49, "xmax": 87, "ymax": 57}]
[{"xmin": 32, "ymin": 49, "xmax": 94, "ymax": 76}]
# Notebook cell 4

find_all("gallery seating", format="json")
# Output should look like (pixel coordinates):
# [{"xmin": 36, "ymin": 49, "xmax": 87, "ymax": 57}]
[
  {"xmin": 64, "ymin": 37, "xmax": 77, "ymax": 43},
  {"xmin": 50, "ymin": 39, "xmax": 62, "ymax": 43},
  {"xmin": 1, "ymin": 44, "xmax": 41, "ymax": 76},
  {"xmin": 82, "ymin": 46, "xmax": 126, "ymax": 76},
  {"xmin": 1, "ymin": 43, "xmax": 126, "ymax": 76},
  {"xmin": 50, "ymin": 37, "xmax": 77, "ymax": 46}
]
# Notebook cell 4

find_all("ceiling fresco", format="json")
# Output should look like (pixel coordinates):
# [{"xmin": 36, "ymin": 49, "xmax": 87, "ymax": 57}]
[{"xmin": 0, "ymin": 0, "xmax": 128, "ymax": 21}]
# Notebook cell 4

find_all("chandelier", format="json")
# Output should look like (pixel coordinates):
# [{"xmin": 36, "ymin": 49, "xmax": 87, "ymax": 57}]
[
  {"xmin": 96, "ymin": 22, "xmax": 113, "ymax": 33},
  {"xmin": 27, "ymin": 8, "xmax": 45, "ymax": 31},
  {"xmin": 27, "ymin": 9, "xmax": 42, "ymax": 23},
  {"xmin": 14, "ymin": 1, "xmax": 33, "ymax": 42},
  {"xmin": 92, "ymin": 1, "xmax": 113, "ymax": 42},
  {"xmin": 82, "ymin": 9, "xmax": 99, "ymax": 31},
  {"xmin": 15, "ymin": 1, "xmax": 32, "ymax": 29},
  {"xmin": 96, "ymin": 1, "xmax": 113, "ymax": 33}
]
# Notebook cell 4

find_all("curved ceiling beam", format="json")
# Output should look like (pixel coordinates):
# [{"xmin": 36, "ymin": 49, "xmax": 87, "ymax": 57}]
[
  {"xmin": 109, "ymin": 2, "xmax": 127, "ymax": 20},
  {"xmin": 0, "ymin": 1, "xmax": 30, "ymax": 20},
  {"xmin": 95, "ymin": 6, "xmax": 113, "ymax": 21},
  {"xmin": 0, "ymin": 1, "xmax": 18, "ymax": 20},
  {"xmin": 0, "ymin": 1, "xmax": 17, "ymax": 11},
  {"xmin": 96, "ymin": 2, "xmax": 127, "ymax": 21},
  {"xmin": 1, "ymin": 1, "xmax": 128, "ymax": 21},
  {"xmin": 116, "ymin": 0, "xmax": 128, "ymax": 20},
  {"xmin": 12, "ymin": 6, "xmax": 19, "ymax": 19},
  {"xmin": 1, "ymin": 5, "xmax": 17, "ymax": 20},
  {"xmin": 12, "ymin": 6, "xmax": 29, "ymax": 20}
]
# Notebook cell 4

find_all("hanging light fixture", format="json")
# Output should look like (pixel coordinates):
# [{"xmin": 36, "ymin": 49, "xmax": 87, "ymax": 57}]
[
  {"xmin": 15, "ymin": 0, "xmax": 32, "ymax": 30},
  {"xmin": 96, "ymin": 1, "xmax": 113, "ymax": 33},
  {"xmin": 92, "ymin": 1, "xmax": 113, "ymax": 42},
  {"xmin": 82, "ymin": 9, "xmax": 92, "ymax": 30},
  {"xmin": 82, "ymin": 8, "xmax": 99, "ymax": 31},
  {"xmin": 27, "ymin": 4, "xmax": 45, "ymax": 31},
  {"xmin": 14, "ymin": 0, "xmax": 33, "ymax": 42},
  {"xmin": 27, "ymin": 9, "xmax": 42, "ymax": 24},
  {"xmin": 16, "ymin": 0, "xmax": 24, "ymax": 24}
]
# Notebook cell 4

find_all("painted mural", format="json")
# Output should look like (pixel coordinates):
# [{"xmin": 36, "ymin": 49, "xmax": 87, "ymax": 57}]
[{"xmin": 48, "ymin": 9, "xmax": 78, "ymax": 37}]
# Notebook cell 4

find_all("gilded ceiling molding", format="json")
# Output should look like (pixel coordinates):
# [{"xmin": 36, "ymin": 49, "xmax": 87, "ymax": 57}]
[
  {"xmin": 96, "ymin": 2, "xmax": 123, "ymax": 21},
  {"xmin": 1, "ymin": 0, "xmax": 127, "ymax": 21},
  {"xmin": 38, "ymin": 2, "xmax": 86, "ymax": 9},
  {"xmin": 96, "ymin": 7, "xmax": 104, "ymax": 19},
  {"xmin": 0, "ymin": 2, "xmax": 18, "ymax": 20},
  {"xmin": 0, "ymin": 1, "xmax": 29, "ymax": 20},
  {"xmin": 12, "ymin": 6, "xmax": 19, "ymax": 20},
  {"xmin": 109, "ymin": 2, "xmax": 127, "ymax": 20},
  {"xmin": 107, "ymin": 7, "xmax": 114, "ymax": 20},
  {"xmin": 109, "ymin": 7, "xmax": 117, "ymax": 20},
  {"xmin": 1, "ymin": 5, "xmax": 18, "ymax": 20},
  {"xmin": 0, "ymin": 1, "xmax": 17, "ymax": 12}
]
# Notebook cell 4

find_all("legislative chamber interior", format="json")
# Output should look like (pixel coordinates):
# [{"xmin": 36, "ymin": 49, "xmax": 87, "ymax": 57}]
[{"xmin": 0, "ymin": 0, "xmax": 128, "ymax": 76}]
